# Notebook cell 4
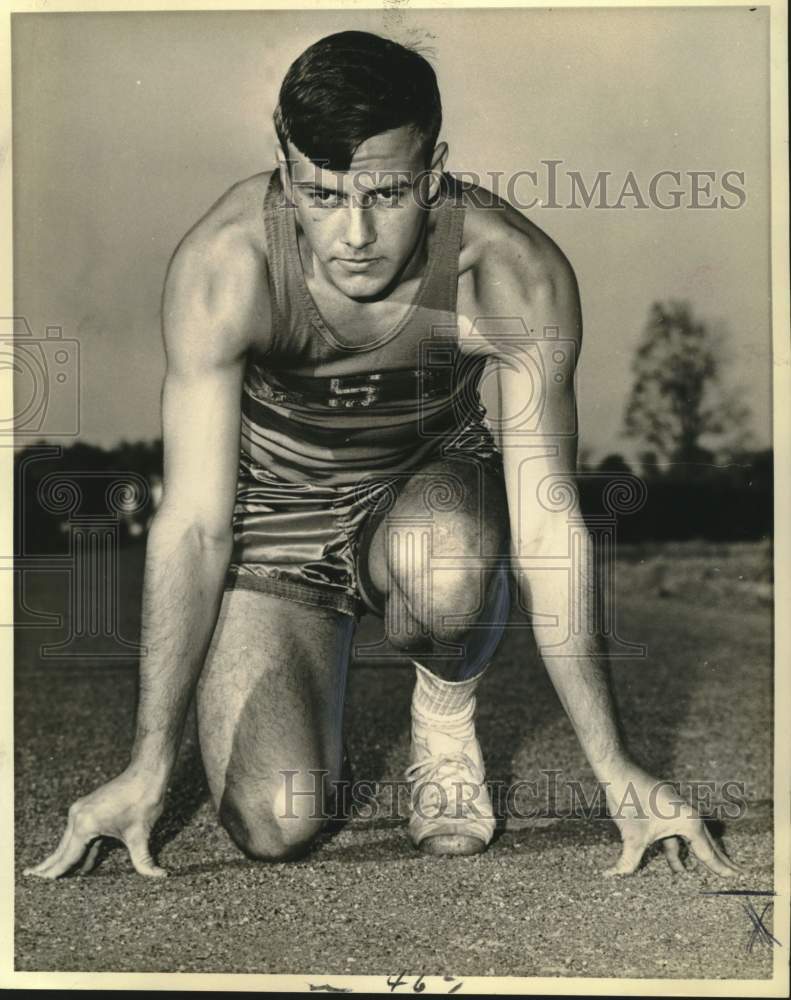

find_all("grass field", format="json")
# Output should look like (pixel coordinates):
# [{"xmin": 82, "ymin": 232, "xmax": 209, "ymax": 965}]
[{"xmin": 13, "ymin": 539, "xmax": 776, "ymax": 982}]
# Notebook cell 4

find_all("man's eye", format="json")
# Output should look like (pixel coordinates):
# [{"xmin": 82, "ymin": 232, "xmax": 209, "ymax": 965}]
[
  {"xmin": 310, "ymin": 190, "xmax": 342, "ymax": 207},
  {"xmin": 376, "ymin": 189, "xmax": 402, "ymax": 205}
]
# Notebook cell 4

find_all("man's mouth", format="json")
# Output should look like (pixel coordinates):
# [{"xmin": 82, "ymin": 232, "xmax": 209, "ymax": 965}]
[{"xmin": 336, "ymin": 258, "xmax": 380, "ymax": 271}]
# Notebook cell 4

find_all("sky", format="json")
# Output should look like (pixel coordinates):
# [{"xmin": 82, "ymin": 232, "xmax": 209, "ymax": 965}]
[{"xmin": 11, "ymin": 7, "xmax": 771, "ymax": 463}]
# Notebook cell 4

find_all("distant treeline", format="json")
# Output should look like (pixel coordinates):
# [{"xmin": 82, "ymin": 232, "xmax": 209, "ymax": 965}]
[
  {"xmin": 15, "ymin": 440, "xmax": 164, "ymax": 555},
  {"xmin": 14, "ymin": 440, "xmax": 772, "ymax": 554},
  {"xmin": 578, "ymin": 451, "xmax": 772, "ymax": 543}
]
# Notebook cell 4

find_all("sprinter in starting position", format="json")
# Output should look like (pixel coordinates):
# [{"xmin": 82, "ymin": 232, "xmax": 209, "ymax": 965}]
[{"xmin": 27, "ymin": 31, "xmax": 739, "ymax": 878}]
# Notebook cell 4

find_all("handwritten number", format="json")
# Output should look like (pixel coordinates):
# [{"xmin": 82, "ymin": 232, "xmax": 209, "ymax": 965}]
[{"xmin": 387, "ymin": 974, "xmax": 464, "ymax": 994}]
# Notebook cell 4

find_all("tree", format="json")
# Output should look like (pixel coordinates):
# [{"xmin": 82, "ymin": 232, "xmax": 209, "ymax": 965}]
[
  {"xmin": 596, "ymin": 453, "xmax": 633, "ymax": 476},
  {"xmin": 622, "ymin": 300, "xmax": 752, "ymax": 471}
]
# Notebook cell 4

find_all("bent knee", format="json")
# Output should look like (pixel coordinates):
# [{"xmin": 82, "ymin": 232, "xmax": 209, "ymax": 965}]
[
  {"xmin": 387, "ymin": 611, "xmax": 472, "ymax": 651},
  {"xmin": 219, "ymin": 781, "xmax": 327, "ymax": 862},
  {"xmin": 387, "ymin": 563, "xmax": 510, "ymax": 673},
  {"xmin": 394, "ymin": 567, "xmax": 502, "ymax": 637}
]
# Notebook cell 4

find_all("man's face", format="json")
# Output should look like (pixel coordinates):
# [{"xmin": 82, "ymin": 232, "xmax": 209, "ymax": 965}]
[{"xmin": 281, "ymin": 127, "xmax": 446, "ymax": 301}]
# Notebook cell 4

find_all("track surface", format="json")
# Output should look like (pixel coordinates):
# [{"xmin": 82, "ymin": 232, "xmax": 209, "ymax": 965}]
[{"xmin": 14, "ymin": 544, "xmax": 776, "ymax": 981}]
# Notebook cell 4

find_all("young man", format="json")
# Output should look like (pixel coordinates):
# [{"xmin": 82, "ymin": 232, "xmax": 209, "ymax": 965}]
[{"xmin": 27, "ymin": 31, "xmax": 738, "ymax": 877}]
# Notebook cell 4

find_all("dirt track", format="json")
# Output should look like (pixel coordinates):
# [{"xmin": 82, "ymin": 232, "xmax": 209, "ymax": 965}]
[{"xmin": 14, "ymin": 544, "xmax": 776, "ymax": 983}]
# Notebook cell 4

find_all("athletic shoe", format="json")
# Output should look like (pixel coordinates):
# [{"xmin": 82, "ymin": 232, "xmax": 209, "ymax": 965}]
[{"xmin": 404, "ymin": 697, "xmax": 495, "ymax": 855}]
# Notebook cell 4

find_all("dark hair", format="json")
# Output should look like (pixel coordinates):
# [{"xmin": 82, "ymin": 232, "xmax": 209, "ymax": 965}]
[{"xmin": 274, "ymin": 31, "xmax": 442, "ymax": 171}]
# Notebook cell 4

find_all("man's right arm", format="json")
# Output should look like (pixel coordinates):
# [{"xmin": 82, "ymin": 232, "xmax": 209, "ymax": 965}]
[
  {"xmin": 129, "ymin": 233, "xmax": 254, "ymax": 786},
  {"xmin": 25, "ymin": 225, "xmax": 263, "ymax": 879}
]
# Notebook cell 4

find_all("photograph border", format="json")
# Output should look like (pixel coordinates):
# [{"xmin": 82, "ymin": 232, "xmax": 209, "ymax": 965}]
[{"xmin": 0, "ymin": 0, "xmax": 788, "ymax": 994}]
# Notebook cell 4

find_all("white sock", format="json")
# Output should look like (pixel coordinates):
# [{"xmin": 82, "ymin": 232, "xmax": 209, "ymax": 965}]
[{"xmin": 411, "ymin": 659, "xmax": 488, "ymax": 720}]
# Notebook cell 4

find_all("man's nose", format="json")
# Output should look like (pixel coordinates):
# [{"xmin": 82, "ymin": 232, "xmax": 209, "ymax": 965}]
[{"xmin": 342, "ymin": 203, "xmax": 376, "ymax": 250}]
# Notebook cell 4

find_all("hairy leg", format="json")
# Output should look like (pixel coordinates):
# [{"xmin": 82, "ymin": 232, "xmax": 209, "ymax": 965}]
[
  {"xmin": 365, "ymin": 456, "xmax": 510, "ymax": 678},
  {"xmin": 196, "ymin": 588, "xmax": 355, "ymax": 861}
]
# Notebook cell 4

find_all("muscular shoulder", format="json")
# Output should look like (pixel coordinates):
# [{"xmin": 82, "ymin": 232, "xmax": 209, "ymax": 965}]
[
  {"xmin": 162, "ymin": 172, "xmax": 274, "ymax": 367},
  {"xmin": 457, "ymin": 182, "xmax": 581, "ymax": 351}
]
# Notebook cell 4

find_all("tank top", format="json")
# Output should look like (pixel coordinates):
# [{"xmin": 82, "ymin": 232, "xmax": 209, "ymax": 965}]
[{"xmin": 239, "ymin": 170, "xmax": 494, "ymax": 487}]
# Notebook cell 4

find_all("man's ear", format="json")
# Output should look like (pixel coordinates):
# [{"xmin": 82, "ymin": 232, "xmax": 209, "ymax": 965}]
[{"xmin": 425, "ymin": 141, "xmax": 449, "ymax": 203}]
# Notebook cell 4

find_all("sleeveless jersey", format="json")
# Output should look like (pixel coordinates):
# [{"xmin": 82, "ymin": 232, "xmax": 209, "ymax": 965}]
[{"xmin": 238, "ymin": 170, "xmax": 496, "ymax": 488}]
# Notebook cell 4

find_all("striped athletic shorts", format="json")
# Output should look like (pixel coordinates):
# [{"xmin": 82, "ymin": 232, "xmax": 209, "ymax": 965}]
[{"xmin": 225, "ymin": 418, "xmax": 505, "ymax": 619}]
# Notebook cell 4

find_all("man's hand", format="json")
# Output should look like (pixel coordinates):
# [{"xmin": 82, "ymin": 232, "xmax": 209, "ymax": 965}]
[
  {"xmin": 601, "ymin": 763, "xmax": 741, "ymax": 878},
  {"xmin": 23, "ymin": 770, "xmax": 166, "ymax": 879}
]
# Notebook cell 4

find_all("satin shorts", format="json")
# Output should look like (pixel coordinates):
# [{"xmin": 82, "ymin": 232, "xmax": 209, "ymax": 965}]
[{"xmin": 225, "ymin": 427, "xmax": 505, "ymax": 620}]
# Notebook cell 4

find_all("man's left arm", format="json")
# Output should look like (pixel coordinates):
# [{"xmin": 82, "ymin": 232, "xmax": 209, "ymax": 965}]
[{"xmin": 471, "ymin": 230, "xmax": 739, "ymax": 877}]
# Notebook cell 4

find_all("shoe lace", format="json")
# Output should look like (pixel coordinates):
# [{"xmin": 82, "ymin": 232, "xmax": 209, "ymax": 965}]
[
  {"xmin": 404, "ymin": 750, "xmax": 485, "ymax": 818},
  {"xmin": 405, "ymin": 750, "xmax": 481, "ymax": 785}
]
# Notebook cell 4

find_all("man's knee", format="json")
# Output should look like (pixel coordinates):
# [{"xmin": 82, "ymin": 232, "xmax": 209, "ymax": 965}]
[
  {"xmin": 389, "ymin": 564, "xmax": 506, "ymax": 648},
  {"xmin": 219, "ymin": 775, "xmax": 327, "ymax": 862}
]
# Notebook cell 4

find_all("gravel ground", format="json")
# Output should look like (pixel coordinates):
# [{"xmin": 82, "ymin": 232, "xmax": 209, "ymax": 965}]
[{"xmin": 13, "ymin": 544, "xmax": 778, "ymax": 984}]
